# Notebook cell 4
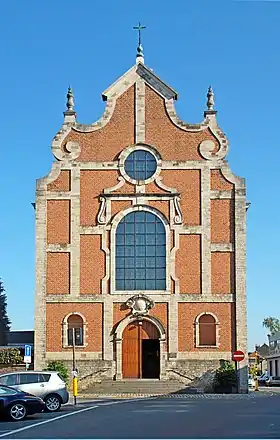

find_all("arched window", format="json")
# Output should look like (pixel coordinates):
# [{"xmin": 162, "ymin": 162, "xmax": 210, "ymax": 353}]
[
  {"xmin": 198, "ymin": 314, "xmax": 216, "ymax": 346},
  {"xmin": 67, "ymin": 314, "xmax": 84, "ymax": 346},
  {"xmin": 115, "ymin": 211, "xmax": 166, "ymax": 291}
]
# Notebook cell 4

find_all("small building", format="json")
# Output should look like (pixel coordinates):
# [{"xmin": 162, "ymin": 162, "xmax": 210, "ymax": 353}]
[
  {"xmin": 5, "ymin": 331, "xmax": 34, "ymax": 349},
  {"xmin": 267, "ymin": 333, "xmax": 280, "ymax": 376},
  {"xmin": 248, "ymin": 344, "xmax": 269, "ymax": 373}
]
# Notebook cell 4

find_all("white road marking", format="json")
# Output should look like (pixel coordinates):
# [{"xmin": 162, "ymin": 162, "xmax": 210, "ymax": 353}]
[
  {"xmin": 132, "ymin": 408, "xmax": 191, "ymax": 413},
  {"xmin": 141, "ymin": 404, "xmax": 193, "ymax": 408},
  {"xmin": 0, "ymin": 398, "xmax": 149, "ymax": 438}
]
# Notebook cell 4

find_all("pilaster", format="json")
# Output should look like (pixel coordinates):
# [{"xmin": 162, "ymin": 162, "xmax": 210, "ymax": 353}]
[
  {"xmin": 135, "ymin": 78, "xmax": 145, "ymax": 143},
  {"xmin": 201, "ymin": 165, "xmax": 211, "ymax": 296},
  {"xmin": 70, "ymin": 167, "xmax": 80, "ymax": 297},
  {"xmin": 34, "ymin": 194, "xmax": 47, "ymax": 369}
]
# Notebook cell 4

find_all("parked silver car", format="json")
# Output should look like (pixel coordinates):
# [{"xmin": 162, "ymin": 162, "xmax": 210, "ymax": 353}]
[
  {"xmin": 265, "ymin": 376, "xmax": 280, "ymax": 386},
  {"xmin": 0, "ymin": 371, "xmax": 69, "ymax": 412}
]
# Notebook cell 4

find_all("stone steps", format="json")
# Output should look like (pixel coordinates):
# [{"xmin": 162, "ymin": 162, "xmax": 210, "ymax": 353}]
[{"xmin": 81, "ymin": 379, "xmax": 197, "ymax": 395}]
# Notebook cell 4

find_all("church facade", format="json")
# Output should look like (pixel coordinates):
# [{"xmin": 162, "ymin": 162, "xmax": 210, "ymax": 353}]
[{"xmin": 34, "ymin": 49, "xmax": 248, "ymax": 392}]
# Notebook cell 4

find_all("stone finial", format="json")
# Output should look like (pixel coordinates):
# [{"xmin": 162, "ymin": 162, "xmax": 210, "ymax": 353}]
[
  {"xmin": 66, "ymin": 86, "xmax": 74, "ymax": 111},
  {"xmin": 207, "ymin": 85, "xmax": 215, "ymax": 111},
  {"xmin": 204, "ymin": 85, "xmax": 217, "ymax": 119},
  {"xmin": 64, "ymin": 86, "xmax": 76, "ymax": 123},
  {"xmin": 137, "ymin": 43, "xmax": 144, "ymax": 59}
]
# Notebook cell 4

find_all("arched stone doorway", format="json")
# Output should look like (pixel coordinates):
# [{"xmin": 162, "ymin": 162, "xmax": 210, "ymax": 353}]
[
  {"xmin": 114, "ymin": 315, "xmax": 166, "ymax": 380},
  {"xmin": 122, "ymin": 320, "xmax": 160, "ymax": 379}
]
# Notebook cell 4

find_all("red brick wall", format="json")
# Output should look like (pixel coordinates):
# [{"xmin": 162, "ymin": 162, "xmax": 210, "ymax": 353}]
[
  {"xmin": 145, "ymin": 85, "xmax": 219, "ymax": 160},
  {"xmin": 211, "ymin": 252, "xmax": 235, "ymax": 294},
  {"xmin": 176, "ymin": 235, "xmax": 201, "ymax": 293},
  {"xmin": 46, "ymin": 303, "xmax": 103, "ymax": 352},
  {"xmin": 63, "ymin": 86, "xmax": 135, "ymax": 162},
  {"xmin": 47, "ymin": 200, "xmax": 70, "ymax": 244},
  {"xmin": 80, "ymin": 235, "xmax": 104, "ymax": 294},
  {"xmin": 46, "ymin": 253, "xmax": 70, "ymax": 294},
  {"xmin": 211, "ymin": 170, "xmax": 234, "ymax": 191},
  {"xmin": 47, "ymin": 171, "xmax": 71, "ymax": 192},
  {"xmin": 178, "ymin": 303, "xmax": 234, "ymax": 352},
  {"xmin": 80, "ymin": 171, "xmax": 118, "ymax": 226},
  {"xmin": 161, "ymin": 170, "xmax": 201, "ymax": 225},
  {"xmin": 148, "ymin": 200, "xmax": 169, "ymax": 222},
  {"xmin": 111, "ymin": 201, "xmax": 132, "ymax": 219},
  {"xmin": 211, "ymin": 199, "xmax": 234, "ymax": 243}
]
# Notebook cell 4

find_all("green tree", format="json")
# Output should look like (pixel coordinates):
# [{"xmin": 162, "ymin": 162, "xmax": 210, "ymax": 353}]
[
  {"xmin": 262, "ymin": 317, "xmax": 280, "ymax": 335},
  {"xmin": 0, "ymin": 280, "xmax": 11, "ymax": 345},
  {"xmin": 45, "ymin": 361, "xmax": 69, "ymax": 385}
]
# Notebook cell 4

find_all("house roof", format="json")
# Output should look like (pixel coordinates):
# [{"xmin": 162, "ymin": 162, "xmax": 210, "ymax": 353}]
[{"xmin": 5, "ymin": 331, "xmax": 34, "ymax": 346}]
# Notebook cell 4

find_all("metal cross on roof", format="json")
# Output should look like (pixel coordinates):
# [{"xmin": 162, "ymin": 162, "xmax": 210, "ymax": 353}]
[{"xmin": 133, "ymin": 22, "xmax": 146, "ymax": 47}]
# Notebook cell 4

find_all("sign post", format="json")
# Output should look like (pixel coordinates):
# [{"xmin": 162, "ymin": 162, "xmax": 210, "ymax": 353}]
[
  {"xmin": 24, "ymin": 345, "xmax": 32, "ymax": 370},
  {"xmin": 232, "ymin": 350, "xmax": 245, "ymax": 394},
  {"xmin": 72, "ymin": 328, "xmax": 77, "ymax": 406}
]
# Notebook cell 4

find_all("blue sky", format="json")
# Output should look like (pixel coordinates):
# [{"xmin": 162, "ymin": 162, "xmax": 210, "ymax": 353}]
[{"xmin": 0, "ymin": 0, "xmax": 279, "ymax": 351}]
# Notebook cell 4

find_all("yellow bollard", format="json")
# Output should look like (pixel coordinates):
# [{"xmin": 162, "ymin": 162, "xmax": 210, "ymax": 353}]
[
  {"xmin": 254, "ymin": 377, "xmax": 259, "ymax": 391},
  {"xmin": 73, "ymin": 377, "xmax": 78, "ymax": 404}
]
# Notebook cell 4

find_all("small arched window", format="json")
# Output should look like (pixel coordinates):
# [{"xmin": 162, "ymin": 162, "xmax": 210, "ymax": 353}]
[
  {"xmin": 198, "ymin": 314, "xmax": 216, "ymax": 346},
  {"xmin": 67, "ymin": 315, "xmax": 84, "ymax": 346}
]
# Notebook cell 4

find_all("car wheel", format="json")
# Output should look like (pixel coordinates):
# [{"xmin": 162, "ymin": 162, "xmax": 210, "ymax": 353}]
[
  {"xmin": 9, "ymin": 403, "xmax": 27, "ymax": 421},
  {"xmin": 44, "ymin": 394, "xmax": 61, "ymax": 412}
]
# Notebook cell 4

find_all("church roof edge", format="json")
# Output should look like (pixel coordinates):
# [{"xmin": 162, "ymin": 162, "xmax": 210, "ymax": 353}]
[{"xmin": 101, "ymin": 62, "xmax": 178, "ymax": 102}]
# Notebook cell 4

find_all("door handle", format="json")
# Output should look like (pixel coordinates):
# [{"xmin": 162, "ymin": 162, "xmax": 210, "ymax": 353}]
[{"xmin": 40, "ymin": 384, "xmax": 45, "ymax": 387}]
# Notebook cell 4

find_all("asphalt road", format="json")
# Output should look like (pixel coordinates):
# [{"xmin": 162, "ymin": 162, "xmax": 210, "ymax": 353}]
[{"xmin": 1, "ymin": 394, "xmax": 280, "ymax": 438}]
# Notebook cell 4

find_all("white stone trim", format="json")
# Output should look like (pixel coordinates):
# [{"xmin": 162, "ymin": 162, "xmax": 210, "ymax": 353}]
[
  {"xmin": 62, "ymin": 312, "xmax": 87, "ymax": 348},
  {"xmin": 220, "ymin": 162, "xmax": 245, "ymax": 187},
  {"xmin": 102, "ymin": 66, "xmax": 138, "ymax": 100},
  {"xmin": 46, "ymin": 352, "xmax": 102, "ymax": 360},
  {"xmin": 211, "ymin": 243, "xmax": 233, "ymax": 252},
  {"xmin": 201, "ymin": 165, "xmax": 211, "ymax": 296},
  {"xmin": 118, "ymin": 144, "xmax": 162, "ymax": 186},
  {"xmin": 46, "ymin": 244, "xmax": 71, "ymax": 252},
  {"xmin": 46, "ymin": 192, "xmax": 72, "ymax": 200},
  {"xmin": 168, "ymin": 296, "xmax": 178, "ymax": 354},
  {"xmin": 104, "ymin": 176, "xmax": 125, "ymax": 194},
  {"xmin": 34, "ymin": 195, "xmax": 47, "ymax": 370},
  {"xmin": 170, "ymin": 228, "xmax": 180, "ymax": 294},
  {"xmin": 176, "ymin": 351, "xmax": 232, "ymax": 360},
  {"xmin": 135, "ymin": 77, "xmax": 145, "ymax": 143},
  {"xmin": 103, "ymin": 296, "xmax": 113, "ymax": 361},
  {"xmin": 234, "ymin": 190, "xmax": 248, "ymax": 393},
  {"xmin": 45, "ymin": 293, "xmax": 235, "ymax": 303},
  {"xmin": 210, "ymin": 190, "xmax": 233, "ymax": 199},
  {"xmin": 110, "ymin": 205, "xmax": 171, "ymax": 295},
  {"xmin": 101, "ymin": 231, "xmax": 110, "ymax": 294},
  {"xmin": 70, "ymin": 167, "xmax": 80, "ymax": 297},
  {"xmin": 194, "ymin": 312, "xmax": 220, "ymax": 348}
]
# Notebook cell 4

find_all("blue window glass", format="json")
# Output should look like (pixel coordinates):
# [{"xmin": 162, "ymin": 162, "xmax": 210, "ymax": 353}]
[
  {"xmin": 124, "ymin": 150, "xmax": 157, "ymax": 181},
  {"xmin": 115, "ymin": 211, "xmax": 166, "ymax": 290}
]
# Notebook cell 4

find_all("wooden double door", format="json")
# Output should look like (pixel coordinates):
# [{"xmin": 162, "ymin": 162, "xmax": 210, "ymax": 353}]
[{"xmin": 122, "ymin": 320, "xmax": 160, "ymax": 379}]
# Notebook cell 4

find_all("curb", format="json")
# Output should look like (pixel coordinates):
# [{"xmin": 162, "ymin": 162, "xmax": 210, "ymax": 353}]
[{"xmin": 76, "ymin": 392, "xmax": 262, "ymax": 400}]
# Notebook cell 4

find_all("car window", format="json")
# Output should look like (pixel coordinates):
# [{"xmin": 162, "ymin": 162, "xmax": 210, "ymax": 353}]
[
  {"xmin": 39, "ymin": 373, "xmax": 51, "ymax": 382},
  {"xmin": 0, "ymin": 386, "xmax": 17, "ymax": 395},
  {"xmin": 19, "ymin": 373, "xmax": 40, "ymax": 385},
  {"xmin": 0, "ymin": 374, "xmax": 17, "ymax": 386},
  {"xmin": 57, "ymin": 373, "xmax": 65, "ymax": 382}
]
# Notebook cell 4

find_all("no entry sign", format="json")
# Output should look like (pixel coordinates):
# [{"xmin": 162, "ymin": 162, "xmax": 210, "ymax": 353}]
[{"xmin": 232, "ymin": 350, "xmax": 245, "ymax": 362}]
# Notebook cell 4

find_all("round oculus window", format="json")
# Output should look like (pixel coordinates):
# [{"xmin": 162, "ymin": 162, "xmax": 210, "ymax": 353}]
[{"xmin": 124, "ymin": 150, "xmax": 157, "ymax": 181}]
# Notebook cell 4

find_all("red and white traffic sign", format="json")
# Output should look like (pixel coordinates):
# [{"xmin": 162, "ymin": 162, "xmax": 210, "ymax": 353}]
[{"xmin": 232, "ymin": 350, "xmax": 245, "ymax": 362}]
